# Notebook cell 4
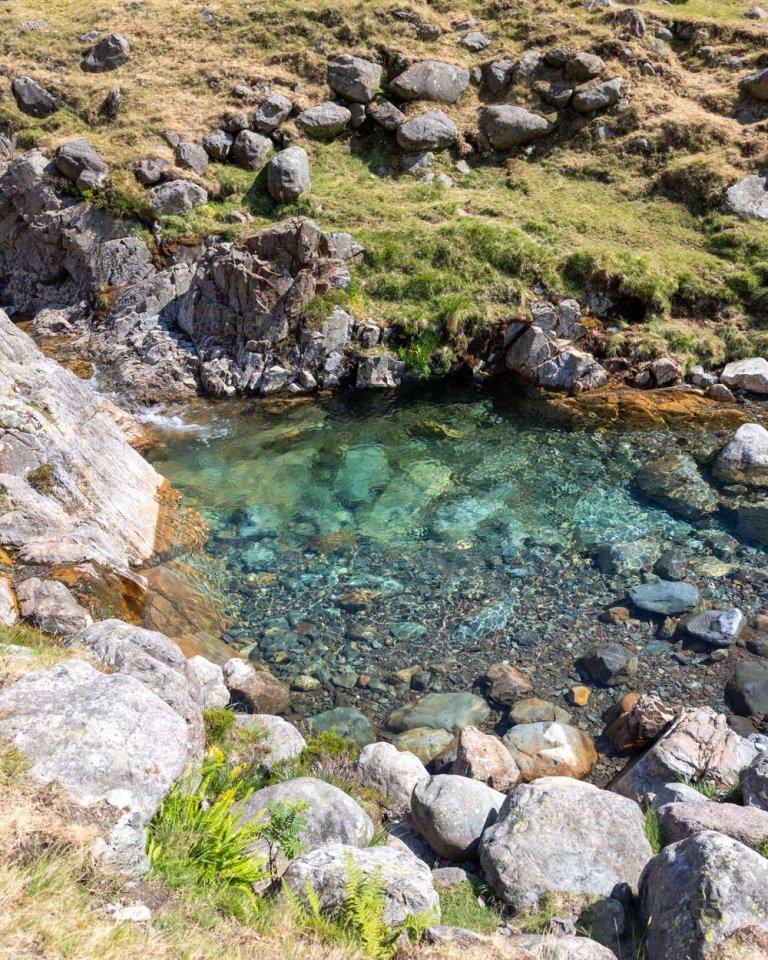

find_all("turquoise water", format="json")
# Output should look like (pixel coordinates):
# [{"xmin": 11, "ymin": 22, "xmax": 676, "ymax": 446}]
[{"xmin": 146, "ymin": 381, "xmax": 763, "ymax": 721}]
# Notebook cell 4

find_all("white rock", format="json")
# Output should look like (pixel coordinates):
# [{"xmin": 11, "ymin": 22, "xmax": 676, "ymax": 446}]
[
  {"xmin": 356, "ymin": 741, "xmax": 428, "ymax": 811},
  {"xmin": 187, "ymin": 655, "xmax": 229, "ymax": 709},
  {"xmin": 720, "ymin": 357, "xmax": 768, "ymax": 395}
]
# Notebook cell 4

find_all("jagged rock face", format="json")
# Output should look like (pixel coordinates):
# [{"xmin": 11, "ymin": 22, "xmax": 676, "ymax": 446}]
[
  {"xmin": 0, "ymin": 311, "xmax": 166, "ymax": 570},
  {"xmin": 177, "ymin": 218, "xmax": 364, "ymax": 396}
]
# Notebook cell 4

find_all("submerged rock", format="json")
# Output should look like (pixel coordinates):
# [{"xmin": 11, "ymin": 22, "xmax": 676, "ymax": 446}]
[
  {"xmin": 635, "ymin": 453, "xmax": 719, "ymax": 520},
  {"xmin": 714, "ymin": 423, "xmax": 768, "ymax": 487},
  {"xmin": 629, "ymin": 580, "xmax": 699, "ymax": 615},
  {"xmin": 684, "ymin": 608, "xmax": 744, "ymax": 647},
  {"xmin": 307, "ymin": 706, "xmax": 376, "ymax": 745},
  {"xmin": 387, "ymin": 692, "xmax": 490, "ymax": 733}
]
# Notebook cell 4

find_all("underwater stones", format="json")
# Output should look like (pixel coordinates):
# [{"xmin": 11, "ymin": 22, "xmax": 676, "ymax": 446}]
[
  {"xmin": 356, "ymin": 741, "xmax": 428, "ymax": 811},
  {"xmin": 480, "ymin": 778, "xmax": 652, "ymax": 909},
  {"xmin": 639, "ymin": 832, "xmax": 768, "ymax": 960},
  {"xmin": 714, "ymin": 423, "xmax": 768, "ymax": 487},
  {"xmin": 583, "ymin": 643, "xmax": 638, "ymax": 687},
  {"xmin": 629, "ymin": 580, "xmax": 699, "ymax": 615},
  {"xmin": 596, "ymin": 539, "xmax": 659, "ymax": 577},
  {"xmin": 387, "ymin": 692, "xmax": 490, "ymax": 734},
  {"xmin": 478, "ymin": 105, "xmax": 552, "ymax": 150},
  {"xmin": 388, "ymin": 60, "xmax": 470, "ymax": 104},
  {"xmin": 335, "ymin": 445, "xmax": 391, "ymax": 505},
  {"xmin": 392, "ymin": 727, "xmax": 455, "ymax": 764},
  {"xmin": 411, "ymin": 775, "xmax": 505, "ymax": 861},
  {"xmin": 684, "ymin": 608, "xmax": 744, "ymax": 647},
  {"xmin": 737, "ymin": 500, "xmax": 768, "ymax": 545},
  {"xmin": 720, "ymin": 357, "xmax": 768, "ymax": 394},
  {"xmin": 450, "ymin": 597, "xmax": 514, "ymax": 642},
  {"xmin": 485, "ymin": 663, "xmax": 533, "ymax": 706},
  {"xmin": 307, "ymin": 707, "xmax": 376, "ymax": 745},
  {"xmin": 635, "ymin": 453, "xmax": 719, "ymax": 521},
  {"xmin": 503, "ymin": 722, "xmax": 597, "ymax": 781}
]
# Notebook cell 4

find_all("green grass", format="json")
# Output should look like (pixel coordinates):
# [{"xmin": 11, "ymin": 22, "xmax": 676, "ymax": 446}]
[
  {"xmin": 439, "ymin": 880, "xmax": 505, "ymax": 935},
  {"xmin": 643, "ymin": 808, "xmax": 663, "ymax": 856}
]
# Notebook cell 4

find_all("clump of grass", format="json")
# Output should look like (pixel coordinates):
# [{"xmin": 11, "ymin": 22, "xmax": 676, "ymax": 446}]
[
  {"xmin": 439, "ymin": 880, "xmax": 505, "ymax": 935},
  {"xmin": 517, "ymin": 892, "xmax": 562, "ymax": 934},
  {"xmin": 758, "ymin": 838, "xmax": 768, "ymax": 859},
  {"xmin": 643, "ymin": 808, "xmax": 663, "ymax": 855}
]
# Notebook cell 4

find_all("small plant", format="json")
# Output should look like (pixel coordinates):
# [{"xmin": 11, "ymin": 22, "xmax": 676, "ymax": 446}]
[
  {"xmin": 203, "ymin": 707, "xmax": 236, "ymax": 745},
  {"xmin": 643, "ymin": 807, "xmax": 663, "ymax": 855},
  {"xmin": 758, "ymin": 837, "xmax": 768, "ymax": 859},
  {"xmin": 518, "ymin": 891, "xmax": 561, "ymax": 934},
  {"xmin": 26, "ymin": 464, "xmax": 55, "ymax": 496},
  {"xmin": 439, "ymin": 880, "xmax": 505, "ymax": 934},
  {"xmin": 288, "ymin": 854, "xmax": 436, "ymax": 959},
  {"xmin": 682, "ymin": 778, "xmax": 720, "ymax": 801}
]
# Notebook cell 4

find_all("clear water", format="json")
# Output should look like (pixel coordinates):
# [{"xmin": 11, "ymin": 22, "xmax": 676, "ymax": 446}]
[{"xmin": 146, "ymin": 381, "xmax": 763, "ymax": 722}]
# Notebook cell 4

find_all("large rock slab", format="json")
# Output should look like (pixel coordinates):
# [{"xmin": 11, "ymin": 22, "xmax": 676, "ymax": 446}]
[
  {"xmin": 389, "ymin": 61, "xmax": 470, "ymax": 103},
  {"xmin": 70, "ymin": 619, "xmax": 204, "ymax": 758},
  {"xmin": 635, "ymin": 453, "xmax": 719, "ymax": 520},
  {"xmin": 720, "ymin": 357, "xmax": 768, "ymax": 394},
  {"xmin": 612, "ymin": 707, "xmax": 761, "ymax": 803},
  {"xmin": 503, "ymin": 722, "xmax": 597, "ymax": 780},
  {"xmin": 0, "ymin": 660, "xmax": 189, "ymax": 875},
  {"xmin": 237, "ymin": 777, "xmax": 374, "ymax": 853},
  {"xmin": 479, "ymin": 777, "xmax": 652, "ymax": 908},
  {"xmin": 387, "ymin": 692, "xmax": 490, "ymax": 733},
  {"xmin": 714, "ymin": 423, "xmax": 768, "ymax": 486},
  {"xmin": 356, "ymin": 741, "xmax": 428, "ymax": 811},
  {"xmin": 283, "ymin": 843, "xmax": 439, "ymax": 928},
  {"xmin": 658, "ymin": 800, "xmax": 768, "ymax": 850},
  {"xmin": 411, "ymin": 774, "xmax": 505, "ymax": 861},
  {"xmin": 0, "ymin": 312, "xmax": 165, "ymax": 570},
  {"xmin": 479, "ymin": 105, "xmax": 552, "ymax": 150},
  {"xmin": 328, "ymin": 55, "xmax": 382, "ymax": 103},
  {"xmin": 505, "ymin": 324, "xmax": 607, "ymax": 392},
  {"xmin": 639, "ymin": 832, "xmax": 768, "ymax": 959}
]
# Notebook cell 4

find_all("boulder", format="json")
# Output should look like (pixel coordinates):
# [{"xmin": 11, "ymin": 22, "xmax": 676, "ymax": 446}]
[
  {"xmin": 723, "ymin": 174, "xmax": 768, "ymax": 220},
  {"xmin": 452, "ymin": 726, "xmax": 521, "ymax": 791},
  {"xmin": 612, "ymin": 707, "xmax": 761, "ymax": 803},
  {"xmin": 0, "ymin": 577, "xmax": 17, "ymax": 626},
  {"xmin": 650, "ymin": 781, "xmax": 711, "ymax": 809},
  {"xmin": 597, "ymin": 539, "xmax": 659, "ymax": 577},
  {"xmin": 479, "ymin": 105, "xmax": 551, "ymax": 150},
  {"xmin": 237, "ymin": 777, "xmax": 374, "ymax": 853},
  {"xmin": 616, "ymin": 8, "xmax": 645, "ymax": 37},
  {"xmin": 231, "ymin": 130, "xmax": 272, "ymax": 169},
  {"xmin": 284, "ymin": 843, "xmax": 439, "ymax": 928},
  {"xmin": 133, "ymin": 158, "xmax": 166, "ymax": 186},
  {"xmin": 232, "ymin": 714, "xmax": 306, "ymax": 768},
  {"xmin": 639, "ymin": 832, "xmax": 768, "ymax": 959},
  {"xmin": 479, "ymin": 777, "xmax": 652, "ymax": 908},
  {"xmin": 458, "ymin": 31, "xmax": 491, "ymax": 52},
  {"xmin": 356, "ymin": 354, "xmax": 405, "ymax": 388},
  {"xmin": 583, "ymin": 643, "xmax": 638, "ymax": 686},
  {"xmin": 565, "ymin": 53, "xmax": 605, "ymax": 82},
  {"xmin": 0, "ymin": 660, "xmax": 189, "ymax": 875},
  {"xmin": 606, "ymin": 692, "xmax": 675, "ymax": 751},
  {"xmin": 81, "ymin": 33, "xmax": 130, "ymax": 72},
  {"xmin": 16, "ymin": 578, "xmax": 92, "ymax": 635},
  {"xmin": 720, "ymin": 357, "xmax": 768, "ymax": 394},
  {"xmin": 356, "ymin": 741, "xmax": 428, "ymax": 811},
  {"xmin": 743, "ymin": 752, "xmax": 768, "ymax": 810},
  {"xmin": 222, "ymin": 658, "xmax": 290, "ymax": 714},
  {"xmin": 503, "ymin": 722, "xmax": 597, "ymax": 780},
  {"xmin": 484, "ymin": 59, "xmax": 512, "ymax": 95},
  {"xmin": 174, "ymin": 140, "xmax": 208, "ymax": 175},
  {"xmin": 392, "ymin": 727, "xmax": 455, "ymax": 764},
  {"xmin": 308, "ymin": 706, "xmax": 376, "ymax": 745},
  {"xmin": 11, "ymin": 77, "xmax": 59, "ymax": 118},
  {"xmin": 714, "ymin": 423, "xmax": 768, "ymax": 486},
  {"xmin": 658, "ymin": 800, "xmax": 768, "ymax": 850},
  {"xmin": 267, "ymin": 146, "xmax": 311, "ymax": 202},
  {"xmin": 328, "ymin": 55, "xmax": 382, "ymax": 103},
  {"xmin": 202, "ymin": 129, "xmax": 233, "ymax": 162},
  {"xmin": 187, "ymin": 655, "xmax": 229, "ymax": 709},
  {"xmin": 54, "ymin": 138, "xmax": 109, "ymax": 190},
  {"xmin": 509, "ymin": 697, "xmax": 570, "ymax": 725},
  {"xmin": 684, "ymin": 608, "xmax": 744, "ymax": 647},
  {"xmin": 389, "ymin": 61, "xmax": 470, "ymax": 103},
  {"xmin": 296, "ymin": 102, "xmax": 351, "ymax": 139},
  {"xmin": 411, "ymin": 774, "xmax": 505, "ymax": 861},
  {"xmin": 396, "ymin": 110, "xmax": 458, "ymax": 152},
  {"xmin": 725, "ymin": 660, "xmax": 768, "ymax": 716},
  {"xmin": 505, "ymin": 324, "xmax": 607, "ymax": 392},
  {"xmin": 253, "ymin": 93, "xmax": 293, "ymax": 132},
  {"xmin": 368, "ymin": 100, "xmax": 405, "ymax": 131},
  {"xmin": 387, "ymin": 692, "xmax": 490, "ymax": 733},
  {"xmin": 70, "ymin": 619, "xmax": 204, "ymax": 758},
  {"xmin": 740, "ymin": 67, "xmax": 768, "ymax": 100},
  {"xmin": 635, "ymin": 453, "xmax": 719, "ymax": 520},
  {"xmin": 505, "ymin": 935, "xmax": 619, "ymax": 958},
  {"xmin": 148, "ymin": 180, "xmax": 208, "ymax": 215},
  {"xmin": 572, "ymin": 77, "xmax": 622, "ymax": 113},
  {"xmin": 629, "ymin": 580, "xmax": 699, "ymax": 615},
  {"xmin": 485, "ymin": 662, "xmax": 533, "ymax": 705}
]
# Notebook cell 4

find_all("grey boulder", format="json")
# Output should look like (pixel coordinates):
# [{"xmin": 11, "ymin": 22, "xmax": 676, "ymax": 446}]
[
  {"xmin": 720, "ymin": 357, "xmax": 768, "ymax": 394},
  {"xmin": 11, "ymin": 77, "xmax": 59, "ymax": 118},
  {"xmin": 356, "ymin": 353, "xmax": 406, "ymax": 388},
  {"xmin": 54, "ymin": 138, "xmax": 109, "ymax": 190},
  {"xmin": 187, "ymin": 655, "xmax": 229, "ymax": 710},
  {"xmin": 296, "ymin": 102, "xmax": 351, "ymax": 139},
  {"xmin": 356, "ymin": 741, "xmax": 428, "ymax": 811},
  {"xmin": 479, "ymin": 105, "xmax": 551, "ymax": 150},
  {"xmin": 231, "ymin": 130, "xmax": 272, "ymax": 169},
  {"xmin": 714, "ymin": 422, "xmax": 768, "ymax": 485},
  {"xmin": 725, "ymin": 660, "xmax": 768, "ymax": 716},
  {"xmin": 396, "ymin": 110, "xmax": 458, "ymax": 152},
  {"xmin": 16, "ymin": 577, "xmax": 92, "ymax": 635},
  {"xmin": 267, "ymin": 146, "xmax": 311, "ymax": 202},
  {"xmin": 743, "ymin": 752, "xmax": 768, "ymax": 810},
  {"xmin": 658, "ymin": 800, "xmax": 768, "ymax": 850},
  {"xmin": 253, "ymin": 93, "xmax": 293, "ymax": 132},
  {"xmin": 506, "ymin": 935, "xmax": 619, "ymax": 958},
  {"xmin": 565, "ymin": 53, "xmax": 605, "ymax": 82},
  {"xmin": 0, "ymin": 660, "xmax": 189, "ymax": 875},
  {"xmin": 148, "ymin": 180, "xmax": 208, "ymax": 215},
  {"xmin": 284, "ymin": 843, "xmax": 439, "ymax": 928},
  {"xmin": 741, "ymin": 67, "xmax": 768, "ymax": 100},
  {"xmin": 480, "ymin": 777, "xmax": 652, "ymax": 908},
  {"xmin": 629, "ymin": 579, "xmax": 699, "ymax": 615},
  {"xmin": 389, "ymin": 61, "xmax": 470, "ymax": 104},
  {"xmin": 368, "ymin": 100, "xmax": 405, "ymax": 131},
  {"xmin": 411, "ymin": 774, "xmax": 505, "ymax": 861},
  {"xmin": 81, "ymin": 33, "xmax": 130, "ymax": 72},
  {"xmin": 174, "ymin": 140, "xmax": 208, "ymax": 175},
  {"xmin": 684, "ymin": 608, "xmax": 744, "ymax": 647},
  {"xmin": 723, "ymin": 174, "xmax": 768, "ymax": 220},
  {"xmin": 639, "ymin": 832, "xmax": 768, "ymax": 959},
  {"xmin": 328, "ymin": 54, "xmax": 382, "ymax": 103},
  {"xmin": 202, "ymin": 129, "xmax": 234, "ymax": 162},
  {"xmin": 572, "ymin": 77, "xmax": 622, "ymax": 113}
]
